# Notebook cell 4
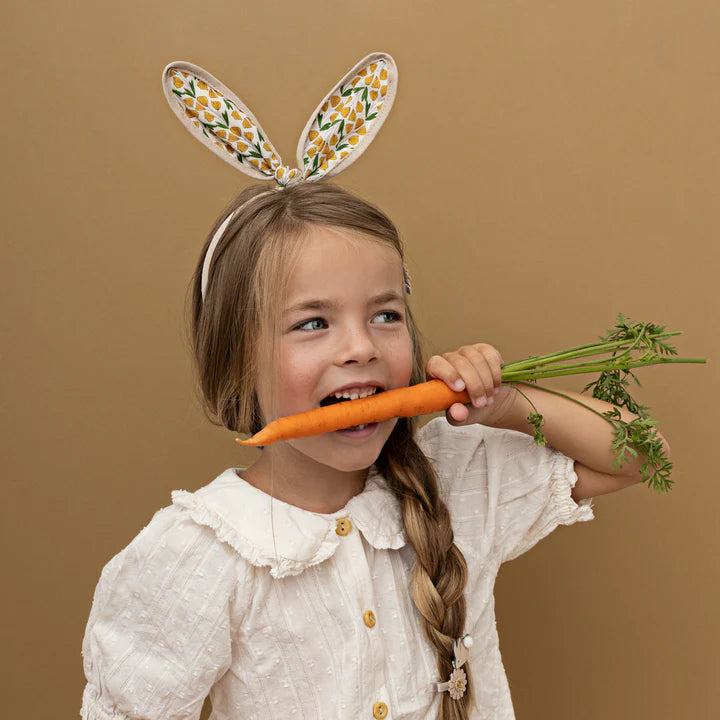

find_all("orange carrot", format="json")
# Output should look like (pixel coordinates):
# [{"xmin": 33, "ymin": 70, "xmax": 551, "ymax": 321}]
[{"xmin": 235, "ymin": 380, "xmax": 470, "ymax": 446}]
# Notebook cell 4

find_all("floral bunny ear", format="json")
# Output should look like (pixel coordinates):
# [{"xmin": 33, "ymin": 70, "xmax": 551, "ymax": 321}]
[
  {"xmin": 294, "ymin": 52, "xmax": 397, "ymax": 180},
  {"xmin": 161, "ymin": 52, "xmax": 397, "ymax": 186},
  {"xmin": 161, "ymin": 60, "xmax": 300, "ymax": 184}
]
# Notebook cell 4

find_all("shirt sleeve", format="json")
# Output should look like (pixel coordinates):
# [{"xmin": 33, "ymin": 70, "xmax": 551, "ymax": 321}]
[
  {"xmin": 416, "ymin": 417, "xmax": 594, "ymax": 566},
  {"xmin": 80, "ymin": 504, "xmax": 241, "ymax": 720}
]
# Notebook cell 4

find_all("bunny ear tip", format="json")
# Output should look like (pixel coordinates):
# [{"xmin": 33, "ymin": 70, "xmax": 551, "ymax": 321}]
[{"xmin": 162, "ymin": 60, "xmax": 188, "ymax": 78}]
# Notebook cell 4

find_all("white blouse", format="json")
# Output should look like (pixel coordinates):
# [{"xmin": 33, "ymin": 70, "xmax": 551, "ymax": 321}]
[{"xmin": 80, "ymin": 418, "xmax": 594, "ymax": 720}]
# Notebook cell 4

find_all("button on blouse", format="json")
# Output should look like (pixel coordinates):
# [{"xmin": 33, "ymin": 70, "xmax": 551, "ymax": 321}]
[
  {"xmin": 335, "ymin": 517, "xmax": 352, "ymax": 535},
  {"xmin": 363, "ymin": 609, "xmax": 377, "ymax": 628}
]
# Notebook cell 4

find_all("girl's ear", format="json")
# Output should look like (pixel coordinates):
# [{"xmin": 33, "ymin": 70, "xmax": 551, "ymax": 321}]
[
  {"xmin": 161, "ymin": 60, "xmax": 296, "ymax": 183},
  {"xmin": 294, "ymin": 52, "xmax": 398, "ymax": 181}
]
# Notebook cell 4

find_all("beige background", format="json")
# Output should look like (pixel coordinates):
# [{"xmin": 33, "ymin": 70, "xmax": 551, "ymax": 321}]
[{"xmin": 2, "ymin": 1, "xmax": 718, "ymax": 718}]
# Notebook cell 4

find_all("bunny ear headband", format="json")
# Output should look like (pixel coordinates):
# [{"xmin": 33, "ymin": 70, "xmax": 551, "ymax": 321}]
[{"xmin": 161, "ymin": 52, "xmax": 410, "ymax": 301}]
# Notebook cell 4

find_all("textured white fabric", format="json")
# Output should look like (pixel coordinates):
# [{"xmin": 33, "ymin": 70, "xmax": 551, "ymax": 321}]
[{"xmin": 80, "ymin": 418, "xmax": 594, "ymax": 720}]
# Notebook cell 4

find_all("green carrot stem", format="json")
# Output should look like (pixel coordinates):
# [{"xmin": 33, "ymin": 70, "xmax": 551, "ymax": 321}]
[
  {"xmin": 505, "ymin": 355, "xmax": 705, "ymax": 379},
  {"xmin": 508, "ymin": 380, "xmax": 611, "ymax": 423},
  {"xmin": 501, "ymin": 332, "xmax": 681, "ymax": 373},
  {"xmin": 501, "ymin": 356, "xmax": 705, "ymax": 382}
]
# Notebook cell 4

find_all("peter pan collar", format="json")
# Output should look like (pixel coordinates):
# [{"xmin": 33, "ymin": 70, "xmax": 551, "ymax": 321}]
[{"xmin": 171, "ymin": 466, "xmax": 406, "ymax": 579}]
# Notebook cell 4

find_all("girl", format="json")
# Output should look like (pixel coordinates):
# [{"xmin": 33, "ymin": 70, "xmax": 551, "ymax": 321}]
[{"xmin": 80, "ymin": 55, "xmax": 666, "ymax": 720}]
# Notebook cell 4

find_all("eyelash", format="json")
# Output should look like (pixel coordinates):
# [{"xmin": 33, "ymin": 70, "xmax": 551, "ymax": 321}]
[{"xmin": 294, "ymin": 310, "xmax": 402, "ymax": 331}]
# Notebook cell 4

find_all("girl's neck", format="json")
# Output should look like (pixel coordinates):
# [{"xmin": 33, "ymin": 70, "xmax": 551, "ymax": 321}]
[{"xmin": 240, "ymin": 446, "xmax": 369, "ymax": 514}]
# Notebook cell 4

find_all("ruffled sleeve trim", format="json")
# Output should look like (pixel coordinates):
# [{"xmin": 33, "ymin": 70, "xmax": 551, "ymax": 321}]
[
  {"xmin": 503, "ymin": 453, "xmax": 594, "ymax": 563},
  {"xmin": 80, "ymin": 684, "xmax": 129, "ymax": 720}
]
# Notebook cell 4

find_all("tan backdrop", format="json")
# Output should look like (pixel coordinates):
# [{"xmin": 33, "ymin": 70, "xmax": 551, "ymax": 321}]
[{"xmin": 3, "ymin": 1, "xmax": 718, "ymax": 718}]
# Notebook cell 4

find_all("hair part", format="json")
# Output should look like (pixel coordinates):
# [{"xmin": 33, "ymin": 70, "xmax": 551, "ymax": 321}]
[{"xmin": 185, "ymin": 181, "xmax": 474, "ymax": 718}]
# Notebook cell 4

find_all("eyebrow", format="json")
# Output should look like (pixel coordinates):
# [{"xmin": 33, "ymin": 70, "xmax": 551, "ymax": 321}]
[{"xmin": 283, "ymin": 290, "xmax": 405, "ymax": 316}]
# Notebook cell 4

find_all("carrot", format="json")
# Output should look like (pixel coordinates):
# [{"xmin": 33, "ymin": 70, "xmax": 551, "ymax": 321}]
[{"xmin": 235, "ymin": 380, "xmax": 469, "ymax": 446}]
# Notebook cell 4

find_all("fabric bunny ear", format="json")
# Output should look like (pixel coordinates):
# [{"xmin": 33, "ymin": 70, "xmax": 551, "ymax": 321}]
[
  {"xmin": 295, "ymin": 52, "xmax": 398, "ymax": 180},
  {"xmin": 161, "ymin": 61, "xmax": 302, "ymax": 185},
  {"xmin": 161, "ymin": 52, "xmax": 398, "ymax": 187}
]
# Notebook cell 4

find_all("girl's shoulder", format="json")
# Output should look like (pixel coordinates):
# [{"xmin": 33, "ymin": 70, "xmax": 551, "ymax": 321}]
[
  {"xmin": 414, "ymin": 417, "xmax": 594, "ymax": 564},
  {"xmin": 415, "ymin": 416, "xmax": 546, "ymax": 476},
  {"xmin": 95, "ymin": 487, "xmax": 251, "ymax": 593}
]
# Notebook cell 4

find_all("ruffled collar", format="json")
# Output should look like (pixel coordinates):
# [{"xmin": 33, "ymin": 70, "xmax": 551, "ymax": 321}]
[{"xmin": 171, "ymin": 466, "xmax": 406, "ymax": 579}]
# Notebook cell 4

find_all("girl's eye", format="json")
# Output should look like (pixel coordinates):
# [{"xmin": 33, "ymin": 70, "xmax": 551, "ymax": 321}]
[
  {"xmin": 374, "ymin": 310, "xmax": 402, "ymax": 323},
  {"xmin": 295, "ymin": 317, "xmax": 328, "ymax": 331}
]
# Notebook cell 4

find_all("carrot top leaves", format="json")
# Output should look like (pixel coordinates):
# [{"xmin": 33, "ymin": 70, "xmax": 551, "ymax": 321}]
[{"xmin": 501, "ymin": 313, "xmax": 706, "ymax": 494}]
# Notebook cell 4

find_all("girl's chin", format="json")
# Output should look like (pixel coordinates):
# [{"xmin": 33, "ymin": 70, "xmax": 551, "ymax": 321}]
[{"xmin": 288, "ymin": 436, "xmax": 386, "ymax": 471}]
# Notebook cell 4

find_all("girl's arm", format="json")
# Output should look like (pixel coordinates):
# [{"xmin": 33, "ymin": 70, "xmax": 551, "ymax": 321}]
[
  {"xmin": 486, "ymin": 384, "xmax": 670, "ymax": 500},
  {"xmin": 426, "ymin": 344, "xmax": 671, "ymax": 502}
]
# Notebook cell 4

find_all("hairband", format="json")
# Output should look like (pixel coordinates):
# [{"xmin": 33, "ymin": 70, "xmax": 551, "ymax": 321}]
[
  {"xmin": 433, "ymin": 634, "xmax": 473, "ymax": 701},
  {"xmin": 160, "ymin": 52, "xmax": 412, "ymax": 301}
]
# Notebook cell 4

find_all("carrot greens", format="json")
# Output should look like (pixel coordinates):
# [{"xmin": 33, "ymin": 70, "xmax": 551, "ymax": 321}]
[{"xmin": 500, "ymin": 313, "xmax": 706, "ymax": 494}]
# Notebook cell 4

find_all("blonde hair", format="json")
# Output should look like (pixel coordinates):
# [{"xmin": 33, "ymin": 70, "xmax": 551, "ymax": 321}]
[{"xmin": 185, "ymin": 181, "xmax": 473, "ymax": 719}]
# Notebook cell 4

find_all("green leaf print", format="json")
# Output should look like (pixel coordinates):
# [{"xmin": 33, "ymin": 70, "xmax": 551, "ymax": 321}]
[
  {"xmin": 188, "ymin": 79, "xmax": 196, "ymax": 97},
  {"xmin": 336, "ymin": 143, "xmax": 349, "ymax": 151},
  {"xmin": 317, "ymin": 112, "xmax": 323, "ymax": 127},
  {"xmin": 366, "ymin": 112, "xmax": 377, "ymax": 121},
  {"xmin": 320, "ymin": 123, "xmax": 331, "ymax": 131}
]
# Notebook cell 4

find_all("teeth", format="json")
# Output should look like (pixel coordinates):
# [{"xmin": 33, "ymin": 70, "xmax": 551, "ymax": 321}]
[{"xmin": 333, "ymin": 386, "xmax": 379, "ymax": 400}]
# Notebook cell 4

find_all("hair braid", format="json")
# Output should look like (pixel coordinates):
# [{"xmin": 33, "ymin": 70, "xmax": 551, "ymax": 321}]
[{"xmin": 376, "ymin": 418, "xmax": 474, "ymax": 720}]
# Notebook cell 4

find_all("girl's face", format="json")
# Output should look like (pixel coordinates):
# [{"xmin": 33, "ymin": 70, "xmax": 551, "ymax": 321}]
[{"xmin": 255, "ymin": 225, "xmax": 414, "ymax": 474}]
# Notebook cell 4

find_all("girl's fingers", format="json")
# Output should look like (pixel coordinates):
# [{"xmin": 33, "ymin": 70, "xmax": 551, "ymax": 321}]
[
  {"xmin": 467, "ymin": 344, "xmax": 503, "ymax": 393},
  {"xmin": 426, "ymin": 354, "xmax": 468, "ymax": 392},
  {"xmin": 427, "ymin": 344, "xmax": 504, "ymax": 408},
  {"xmin": 455, "ymin": 346, "xmax": 499, "ymax": 405},
  {"xmin": 447, "ymin": 402, "xmax": 470, "ymax": 423},
  {"xmin": 427, "ymin": 353, "xmax": 488, "ymax": 407}
]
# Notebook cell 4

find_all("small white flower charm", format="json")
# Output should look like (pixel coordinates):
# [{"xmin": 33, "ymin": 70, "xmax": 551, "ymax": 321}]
[{"xmin": 448, "ymin": 667, "xmax": 467, "ymax": 700}]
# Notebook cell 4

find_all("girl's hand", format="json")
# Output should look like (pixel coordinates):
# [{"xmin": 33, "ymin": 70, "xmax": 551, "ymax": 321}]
[{"xmin": 425, "ymin": 343, "xmax": 515, "ymax": 426}]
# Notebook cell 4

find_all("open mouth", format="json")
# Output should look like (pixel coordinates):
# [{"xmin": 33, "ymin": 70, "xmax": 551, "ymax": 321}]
[{"xmin": 319, "ymin": 387, "xmax": 384, "ymax": 431}]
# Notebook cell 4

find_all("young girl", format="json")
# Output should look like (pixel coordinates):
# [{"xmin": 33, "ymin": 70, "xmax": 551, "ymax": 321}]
[{"xmin": 80, "ymin": 55, "xmax": 666, "ymax": 720}]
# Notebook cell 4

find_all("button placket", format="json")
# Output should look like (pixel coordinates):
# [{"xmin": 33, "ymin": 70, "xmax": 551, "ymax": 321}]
[{"xmin": 332, "ymin": 513, "xmax": 391, "ymax": 717}]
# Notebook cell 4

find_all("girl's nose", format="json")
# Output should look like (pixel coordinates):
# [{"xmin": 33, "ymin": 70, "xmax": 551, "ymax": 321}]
[{"xmin": 336, "ymin": 325, "xmax": 379, "ymax": 365}]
